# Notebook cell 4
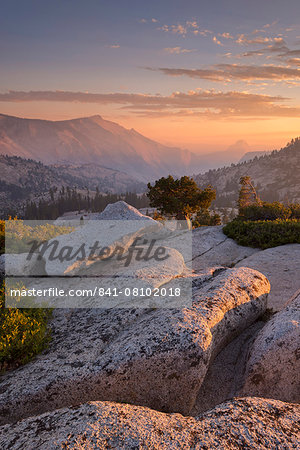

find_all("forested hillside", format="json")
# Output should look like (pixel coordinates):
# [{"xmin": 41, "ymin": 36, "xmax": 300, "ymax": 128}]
[
  {"xmin": 195, "ymin": 138, "xmax": 300, "ymax": 207},
  {"xmin": 0, "ymin": 155, "xmax": 145, "ymax": 217}
]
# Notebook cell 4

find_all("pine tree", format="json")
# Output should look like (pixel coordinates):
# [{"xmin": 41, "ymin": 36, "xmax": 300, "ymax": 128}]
[
  {"xmin": 147, "ymin": 175, "xmax": 216, "ymax": 228},
  {"xmin": 238, "ymin": 176, "xmax": 261, "ymax": 212}
]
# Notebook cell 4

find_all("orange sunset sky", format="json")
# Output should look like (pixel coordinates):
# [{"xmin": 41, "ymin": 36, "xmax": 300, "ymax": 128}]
[{"xmin": 1, "ymin": 0, "xmax": 300, "ymax": 153}]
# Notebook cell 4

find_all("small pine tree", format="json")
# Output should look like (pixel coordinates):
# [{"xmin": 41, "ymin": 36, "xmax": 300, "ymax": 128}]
[{"xmin": 238, "ymin": 176, "xmax": 261, "ymax": 212}]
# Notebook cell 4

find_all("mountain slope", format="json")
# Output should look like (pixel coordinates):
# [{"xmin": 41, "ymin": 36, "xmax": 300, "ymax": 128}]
[
  {"xmin": 0, "ymin": 154, "xmax": 145, "ymax": 215},
  {"xmin": 194, "ymin": 138, "xmax": 300, "ymax": 207},
  {"xmin": 239, "ymin": 151, "xmax": 271, "ymax": 164},
  {"xmin": 0, "ymin": 114, "xmax": 204, "ymax": 181}
]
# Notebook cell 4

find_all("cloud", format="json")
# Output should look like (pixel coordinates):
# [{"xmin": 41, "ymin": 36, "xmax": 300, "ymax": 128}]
[
  {"xmin": 219, "ymin": 32, "xmax": 234, "ymax": 39},
  {"xmin": 158, "ymin": 20, "xmax": 212, "ymax": 38},
  {"xmin": 158, "ymin": 23, "xmax": 188, "ymax": 36},
  {"xmin": 193, "ymin": 29, "xmax": 212, "ymax": 36},
  {"xmin": 1, "ymin": 89, "xmax": 300, "ymax": 119},
  {"xmin": 213, "ymin": 36, "xmax": 223, "ymax": 46},
  {"xmin": 186, "ymin": 21, "xmax": 198, "ymax": 28},
  {"xmin": 139, "ymin": 18, "xmax": 147, "ymax": 23},
  {"xmin": 171, "ymin": 24, "xmax": 187, "ymax": 36},
  {"xmin": 235, "ymin": 40, "xmax": 300, "ymax": 67},
  {"xmin": 236, "ymin": 34, "xmax": 272, "ymax": 45},
  {"xmin": 252, "ymin": 29, "xmax": 266, "ymax": 34},
  {"xmin": 263, "ymin": 20, "xmax": 279, "ymax": 28},
  {"xmin": 235, "ymin": 32, "xmax": 288, "ymax": 47},
  {"xmin": 286, "ymin": 58, "xmax": 300, "ymax": 66},
  {"xmin": 280, "ymin": 49, "xmax": 300, "ymax": 58},
  {"xmin": 164, "ymin": 47, "xmax": 194, "ymax": 54},
  {"xmin": 238, "ymin": 40, "xmax": 289, "ymax": 57},
  {"xmin": 153, "ymin": 64, "xmax": 300, "ymax": 82},
  {"xmin": 109, "ymin": 44, "xmax": 120, "ymax": 49}
]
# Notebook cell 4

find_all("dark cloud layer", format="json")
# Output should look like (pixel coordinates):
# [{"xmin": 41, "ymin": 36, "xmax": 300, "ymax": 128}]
[
  {"xmin": 152, "ymin": 64, "xmax": 300, "ymax": 82},
  {"xmin": 1, "ymin": 89, "xmax": 300, "ymax": 118}
]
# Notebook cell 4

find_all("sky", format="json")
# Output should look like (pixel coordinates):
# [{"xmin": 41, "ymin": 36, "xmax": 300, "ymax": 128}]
[{"xmin": 0, "ymin": 0, "xmax": 300, "ymax": 153}]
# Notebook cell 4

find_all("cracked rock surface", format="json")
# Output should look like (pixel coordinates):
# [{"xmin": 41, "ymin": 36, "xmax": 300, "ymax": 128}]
[
  {"xmin": 2, "ymin": 204, "xmax": 298, "ymax": 447},
  {"xmin": 240, "ymin": 293, "xmax": 300, "ymax": 403},
  {"xmin": 0, "ymin": 267, "xmax": 269, "ymax": 424},
  {"xmin": 192, "ymin": 226, "xmax": 259, "ymax": 271},
  {"xmin": 192, "ymin": 321, "xmax": 265, "ymax": 415},
  {"xmin": 0, "ymin": 397, "xmax": 299, "ymax": 450}
]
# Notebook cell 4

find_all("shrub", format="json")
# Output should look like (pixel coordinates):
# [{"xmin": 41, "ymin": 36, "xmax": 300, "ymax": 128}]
[
  {"xmin": 1, "ymin": 219, "xmax": 73, "ymax": 254},
  {"xmin": 290, "ymin": 203, "xmax": 300, "ymax": 220},
  {"xmin": 0, "ymin": 219, "xmax": 57, "ymax": 372},
  {"xmin": 239, "ymin": 202, "xmax": 291, "ymax": 221},
  {"xmin": 193, "ymin": 209, "xmax": 221, "ymax": 228},
  {"xmin": 0, "ymin": 221, "xmax": 4, "ymax": 255},
  {"xmin": 152, "ymin": 210, "xmax": 166, "ymax": 222},
  {"xmin": 0, "ymin": 282, "xmax": 52, "ymax": 372},
  {"xmin": 223, "ymin": 219, "xmax": 300, "ymax": 249}
]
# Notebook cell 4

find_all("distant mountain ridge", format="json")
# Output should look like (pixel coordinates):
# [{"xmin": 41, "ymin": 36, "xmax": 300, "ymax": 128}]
[
  {"xmin": 195, "ymin": 138, "xmax": 300, "ymax": 207},
  {"xmin": 0, "ymin": 113, "xmax": 250, "ymax": 181},
  {"xmin": 0, "ymin": 113, "xmax": 201, "ymax": 181}
]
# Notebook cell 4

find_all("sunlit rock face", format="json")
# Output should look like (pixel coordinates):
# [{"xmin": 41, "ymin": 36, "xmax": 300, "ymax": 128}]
[{"xmin": 0, "ymin": 398, "xmax": 299, "ymax": 449}]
